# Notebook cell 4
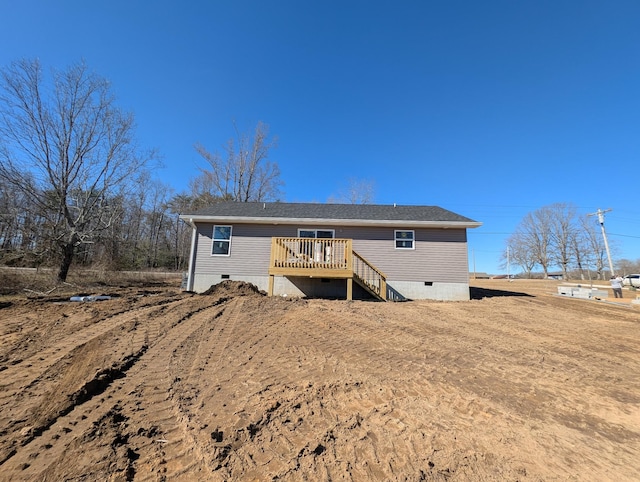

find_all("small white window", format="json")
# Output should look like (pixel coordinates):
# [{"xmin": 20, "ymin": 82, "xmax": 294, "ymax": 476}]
[
  {"xmin": 395, "ymin": 230, "xmax": 414, "ymax": 249},
  {"xmin": 297, "ymin": 229, "xmax": 335, "ymax": 239},
  {"xmin": 212, "ymin": 225, "xmax": 232, "ymax": 256}
]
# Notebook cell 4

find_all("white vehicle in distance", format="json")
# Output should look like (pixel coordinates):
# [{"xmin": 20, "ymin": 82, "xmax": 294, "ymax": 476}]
[{"xmin": 622, "ymin": 274, "xmax": 640, "ymax": 288}]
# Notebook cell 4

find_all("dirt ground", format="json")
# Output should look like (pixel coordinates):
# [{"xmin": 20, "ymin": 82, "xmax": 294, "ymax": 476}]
[{"xmin": 0, "ymin": 276, "xmax": 639, "ymax": 481}]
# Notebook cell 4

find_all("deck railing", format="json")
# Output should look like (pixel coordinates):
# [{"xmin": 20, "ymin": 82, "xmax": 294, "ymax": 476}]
[{"xmin": 270, "ymin": 237, "xmax": 352, "ymax": 270}]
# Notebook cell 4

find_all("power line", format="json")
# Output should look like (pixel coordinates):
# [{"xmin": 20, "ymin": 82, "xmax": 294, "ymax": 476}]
[{"xmin": 609, "ymin": 232, "xmax": 640, "ymax": 239}]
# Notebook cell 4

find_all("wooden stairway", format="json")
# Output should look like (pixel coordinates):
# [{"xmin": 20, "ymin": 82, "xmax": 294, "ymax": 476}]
[{"xmin": 352, "ymin": 251, "xmax": 387, "ymax": 301}]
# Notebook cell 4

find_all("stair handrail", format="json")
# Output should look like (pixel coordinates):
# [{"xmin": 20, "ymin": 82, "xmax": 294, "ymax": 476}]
[{"xmin": 352, "ymin": 251, "xmax": 387, "ymax": 300}]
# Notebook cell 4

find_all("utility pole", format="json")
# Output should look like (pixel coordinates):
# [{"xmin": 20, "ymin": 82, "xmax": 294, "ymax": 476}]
[{"xmin": 588, "ymin": 208, "xmax": 614, "ymax": 276}]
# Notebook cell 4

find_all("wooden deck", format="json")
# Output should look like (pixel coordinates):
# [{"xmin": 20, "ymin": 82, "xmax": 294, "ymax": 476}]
[{"xmin": 268, "ymin": 237, "xmax": 387, "ymax": 300}]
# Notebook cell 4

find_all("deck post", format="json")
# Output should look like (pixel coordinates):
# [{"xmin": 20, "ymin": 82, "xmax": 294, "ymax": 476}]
[
  {"xmin": 346, "ymin": 278, "xmax": 353, "ymax": 300},
  {"xmin": 268, "ymin": 274, "xmax": 274, "ymax": 296}
]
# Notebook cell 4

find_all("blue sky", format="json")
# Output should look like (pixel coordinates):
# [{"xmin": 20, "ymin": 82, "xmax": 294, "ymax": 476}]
[{"xmin": 2, "ymin": 0, "xmax": 639, "ymax": 274}]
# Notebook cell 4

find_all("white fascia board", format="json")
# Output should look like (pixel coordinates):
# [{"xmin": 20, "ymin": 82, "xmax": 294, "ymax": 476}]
[
  {"xmin": 178, "ymin": 216, "xmax": 197, "ymax": 228},
  {"xmin": 181, "ymin": 215, "xmax": 482, "ymax": 229}
]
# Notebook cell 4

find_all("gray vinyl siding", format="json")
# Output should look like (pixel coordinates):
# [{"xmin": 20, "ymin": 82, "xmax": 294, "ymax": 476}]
[
  {"xmin": 338, "ymin": 226, "xmax": 469, "ymax": 283},
  {"xmin": 193, "ymin": 222, "xmax": 469, "ymax": 283},
  {"xmin": 194, "ymin": 223, "xmax": 293, "ymax": 277}
]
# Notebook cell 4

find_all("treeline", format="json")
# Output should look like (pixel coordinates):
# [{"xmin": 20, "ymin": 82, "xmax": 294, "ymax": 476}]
[
  {"xmin": 0, "ymin": 177, "xmax": 197, "ymax": 272},
  {"xmin": 503, "ymin": 202, "xmax": 639, "ymax": 279}
]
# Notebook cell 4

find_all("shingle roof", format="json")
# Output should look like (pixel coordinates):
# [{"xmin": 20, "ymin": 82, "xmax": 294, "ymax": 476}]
[{"xmin": 181, "ymin": 202, "xmax": 481, "ymax": 228}]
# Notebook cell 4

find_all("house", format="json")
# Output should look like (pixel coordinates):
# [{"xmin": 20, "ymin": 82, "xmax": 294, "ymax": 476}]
[{"xmin": 179, "ymin": 202, "xmax": 482, "ymax": 301}]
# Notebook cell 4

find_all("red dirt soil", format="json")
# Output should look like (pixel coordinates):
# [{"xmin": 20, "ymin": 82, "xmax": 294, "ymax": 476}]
[{"xmin": 0, "ymin": 279, "xmax": 638, "ymax": 481}]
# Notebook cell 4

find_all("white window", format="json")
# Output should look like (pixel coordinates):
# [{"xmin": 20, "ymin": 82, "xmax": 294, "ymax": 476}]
[
  {"xmin": 395, "ymin": 230, "xmax": 414, "ymax": 249},
  {"xmin": 298, "ymin": 229, "xmax": 335, "ymax": 262},
  {"xmin": 298, "ymin": 229, "xmax": 335, "ymax": 239},
  {"xmin": 212, "ymin": 225, "xmax": 232, "ymax": 256}
]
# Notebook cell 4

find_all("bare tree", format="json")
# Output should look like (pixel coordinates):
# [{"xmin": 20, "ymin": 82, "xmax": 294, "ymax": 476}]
[
  {"xmin": 571, "ymin": 227, "xmax": 589, "ymax": 280},
  {"xmin": 193, "ymin": 121, "xmax": 282, "ymax": 202},
  {"xmin": 328, "ymin": 177, "xmax": 376, "ymax": 204},
  {"xmin": 0, "ymin": 174, "xmax": 41, "ymax": 261},
  {"xmin": 577, "ymin": 216, "xmax": 606, "ymax": 279},
  {"xmin": 501, "ymin": 234, "xmax": 537, "ymax": 277},
  {"xmin": 166, "ymin": 193, "xmax": 196, "ymax": 271},
  {"xmin": 510, "ymin": 207, "xmax": 554, "ymax": 277},
  {"xmin": 617, "ymin": 258, "xmax": 640, "ymax": 276},
  {"xmin": 548, "ymin": 203, "xmax": 579, "ymax": 279},
  {"xmin": 507, "ymin": 203, "xmax": 628, "ymax": 280},
  {"xmin": 0, "ymin": 59, "xmax": 154, "ymax": 281},
  {"xmin": 145, "ymin": 180, "xmax": 172, "ymax": 269}
]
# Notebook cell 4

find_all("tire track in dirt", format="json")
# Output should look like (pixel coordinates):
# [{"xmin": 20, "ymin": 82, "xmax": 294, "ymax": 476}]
[
  {"xmin": 257, "ymin": 298, "xmax": 640, "ymax": 481},
  {"xmin": 78, "ymin": 293, "xmax": 238, "ymax": 481},
  {"xmin": 159, "ymin": 297, "xmax": 347, "ymax": 480},
  {"xmin": 0, "ymin": 290, "xmax": 178, "ymax": 354},
  {"xmin": 378, "ymin": 297, "xmax": 640, "ymax": 479},
  {"xmin": 125, "ymin": 299, "xmax": 239, "ymax": 480},
  {"xmin": 0, "ymin": 293, "xmax": 183, "ymax": 396},
  {"xmin": 155, "ymin": 297, "xmax": 515, "ymax": 481},
  {"xmin": 162, "ymin": 296, "xmax": 298, "ymax": 479},
  {"xmin": 0, "ymin": 292, "xmax": 217, "ymax": 477},
  {"xmin": 405, "ymin": 297, "xmax": 640, "ymax": 416},
  {"xmin": 292, "ymin": 302, "xmax": 494, "ymax": 478},
  {"xmin": 0, "ymin": 295, "xmax": 197, "ymax": 464}
]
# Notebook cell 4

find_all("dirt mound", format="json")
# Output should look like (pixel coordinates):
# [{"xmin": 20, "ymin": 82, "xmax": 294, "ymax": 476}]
[{"xmin": 200, "ymin": 280, "xmax": 265, "ymax": 298}]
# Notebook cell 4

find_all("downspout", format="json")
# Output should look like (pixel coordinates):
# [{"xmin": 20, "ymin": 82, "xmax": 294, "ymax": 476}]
[{"xmin": 186, "ymin": 219, "xmax": 197, "ymax": 291}]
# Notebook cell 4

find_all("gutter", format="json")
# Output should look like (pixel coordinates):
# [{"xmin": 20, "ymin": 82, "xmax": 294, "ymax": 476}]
[{"xmin": 178, "ymin": 215, "xmax": 482, "ymax": 230}]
